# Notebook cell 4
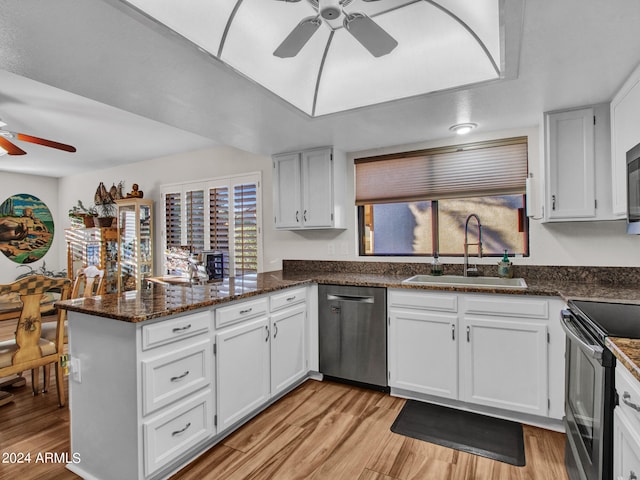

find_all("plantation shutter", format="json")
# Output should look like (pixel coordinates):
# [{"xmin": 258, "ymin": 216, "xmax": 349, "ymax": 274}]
[
  {"xmin": 164, "ymin": 192, "xmax": 182, "ymax": 248},
  {"xmin": 355, "ymin": 137, "xmax": 528, "ymax": 205},
  {"xmin": 209, "ymin": 187, "xmax": 230, "ymax": 277},
  {"xmin": 233, "ymin": 183, "xmax": 258, "ymax": 275},
  {"xmin": 185, "ymin": 189, "xmax": 205, "ymax": 253}
]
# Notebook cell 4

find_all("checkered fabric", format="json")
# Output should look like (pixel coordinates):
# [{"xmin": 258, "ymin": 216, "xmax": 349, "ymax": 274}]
[{"xmin": 0, "ymin": 275, "xmax": 70, "ymax": 296}]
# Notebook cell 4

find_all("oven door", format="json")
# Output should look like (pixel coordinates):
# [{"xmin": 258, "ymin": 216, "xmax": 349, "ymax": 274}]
[{"xmin": 561, "ymin": 309, "xmax": 608, "ymax": 480}]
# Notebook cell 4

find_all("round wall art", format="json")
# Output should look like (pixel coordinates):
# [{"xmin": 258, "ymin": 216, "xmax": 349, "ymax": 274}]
[{"xmin": 0, "ymin": 193, "xmax": 54, "ymax": 264}]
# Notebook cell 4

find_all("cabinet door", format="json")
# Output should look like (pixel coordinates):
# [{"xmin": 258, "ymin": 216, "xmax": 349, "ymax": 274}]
[
  {"xmin": 301, "ymin": 148, "xmax": 334, "ymax": 228},
  {"xmin": 460, "ymin": 316, "xmax": 548, "ymax": 416},
  {"xmin": 388, "ymin": 308, "xmax": 458, "ymax": 399},
  {"xmin": 545, "ymin": 107, "xmax": 595, "ymax": 219},
  {"xmin": 216, "ymin": 317, "xmax": 270, "ymax": 431},
  {"xmin": 270, "ymin": 303, "xmax": 306, "ymax": 395},
  {"xmin": 614, "ymin": 408, "xmax": 640, "ymax": 480},
  {"xmin": 273, "ymin": 153, "xmax": 302, "ymax": 229}
]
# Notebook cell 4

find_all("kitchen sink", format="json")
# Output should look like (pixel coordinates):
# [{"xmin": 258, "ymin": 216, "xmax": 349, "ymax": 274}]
[{"xmin": 402, "ymin": 274, "xmax": 528, "ymax": 289}]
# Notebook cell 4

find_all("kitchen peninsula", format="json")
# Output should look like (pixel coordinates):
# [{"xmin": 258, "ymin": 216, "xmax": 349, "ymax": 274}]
[{"xmin": 56, "ymin": 264, "xmax": 640, "ymax": 480}]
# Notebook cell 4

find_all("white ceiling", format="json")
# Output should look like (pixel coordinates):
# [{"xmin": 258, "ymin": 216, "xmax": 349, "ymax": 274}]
[{"xmin": 0, "ymin": 0, "xmax": 639, "ymax": 178}]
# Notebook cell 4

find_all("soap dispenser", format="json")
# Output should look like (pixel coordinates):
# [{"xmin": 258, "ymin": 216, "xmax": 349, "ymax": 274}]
[
  {"xmin": 431, "ymin": 254, "xmax": 443, "ymax": 276},
  {"xmin": 497, "ymin": 250, "xmax": 513, "ymax": 278}
]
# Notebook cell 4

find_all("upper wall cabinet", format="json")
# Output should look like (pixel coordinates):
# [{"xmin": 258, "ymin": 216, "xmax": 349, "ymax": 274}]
[
  {"xmin": 543, "ymin": 104, "xmax": 614, "ymax": 222},
  {"xmin": 611, "ymin": 63, "xmax": 640, "ymax": 218},
  {"xmin": 272, "ymin": 147, "xmax": 347, "ymax": 230}
]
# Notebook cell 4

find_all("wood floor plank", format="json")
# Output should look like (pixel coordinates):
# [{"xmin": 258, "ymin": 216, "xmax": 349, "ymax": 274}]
[{"xmin": 0, "ymin": 374, "xmax": 571, "ymax": 480}]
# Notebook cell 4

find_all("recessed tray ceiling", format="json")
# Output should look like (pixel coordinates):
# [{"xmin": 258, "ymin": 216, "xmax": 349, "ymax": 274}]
[{"xmin": 121, "ymin": 0, "xmax": 502, "ymax": 116}]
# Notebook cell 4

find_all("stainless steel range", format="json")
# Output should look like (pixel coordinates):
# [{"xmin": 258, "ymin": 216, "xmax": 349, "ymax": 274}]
[{"xmin": 562, "ymin": 300, "xmax": 640, "ymax": 480}]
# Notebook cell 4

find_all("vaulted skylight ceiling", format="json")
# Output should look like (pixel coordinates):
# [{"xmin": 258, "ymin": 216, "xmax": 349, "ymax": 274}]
[{"xmin": 121, "ymin": 0, "xmax": 502, "ymax": 117}]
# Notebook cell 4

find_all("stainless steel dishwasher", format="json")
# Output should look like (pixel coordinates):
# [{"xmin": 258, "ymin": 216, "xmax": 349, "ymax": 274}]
[{"xmin": 318, "ymin": 284, "xmax": 387, "ymax": 390}]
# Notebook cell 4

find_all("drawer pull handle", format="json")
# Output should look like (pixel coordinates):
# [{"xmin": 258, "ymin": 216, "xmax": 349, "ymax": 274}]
[
  {"xmin": 466, "ymin": 326, "xmax": 470, "ymax": 342},
  {"xmin": 170, "ymin": 371, "xmax": 190, "ymax": 382},
  {"xmin": 451, "ymin": 324, "xmax": 455, "ymax": 341},
  {"xmin": 286, "ymin": 296, "xmax": 296, "ymax": 302},
  {"xmin": 274, "ymin": 323, "xmax": 279, "ymax": 339},
  {"xmin": 172, "ymin": 324, "xmax": 192, "ymax": 333},
  {"xmin": 265, "ymin": 325, "xmax": 269, "ymax": 342},
  {"xmin": 171, "ymin": 422, "xmax": 191, "ymax": 437},
  {"xmin": 240, "ymin": 308, "xmax": 253, "ymax": 315},
  {"xmin": 623, "ymin": 392, "xmax": 640, "ymax": 412}
]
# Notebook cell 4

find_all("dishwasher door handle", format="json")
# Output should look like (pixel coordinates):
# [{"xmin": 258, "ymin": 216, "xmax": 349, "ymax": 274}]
[{"xmin": 326, "ymin": 294, "xmax": 375, "ymax": 303}]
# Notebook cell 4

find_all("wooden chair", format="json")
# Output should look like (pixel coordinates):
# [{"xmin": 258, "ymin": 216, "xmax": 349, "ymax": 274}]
[
  {"xmin": 0, "ymin": 275, "xmax": 71, "ymax": 407},
  {"xmin": 40, "ymin": 266, "xmax": 104, "ymax": 390}
]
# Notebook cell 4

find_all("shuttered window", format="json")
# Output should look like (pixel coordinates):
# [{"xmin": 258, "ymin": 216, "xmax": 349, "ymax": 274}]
[
  {"xmin": 356, "ymin": 137, "xmax": 528, "ymax": 204},
  {"xmin": 234, "ymin": 183, "xmax": 258, "ymax": 275},
  {"xmin": 161, "ymin": 173, "xmax": 262, "ymax": 276},
  {"xmin": 164, "ymin": 192, "xmax": 181, "ymax": 248},
  {"xmin": 186, "ymin": 189, "xmax": 205, "ymax": 254}
]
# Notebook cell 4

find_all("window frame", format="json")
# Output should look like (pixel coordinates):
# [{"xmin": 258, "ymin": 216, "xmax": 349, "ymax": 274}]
[{"xmin": 160, "ymin": 172, "xmax": 263, "ymax": 276}]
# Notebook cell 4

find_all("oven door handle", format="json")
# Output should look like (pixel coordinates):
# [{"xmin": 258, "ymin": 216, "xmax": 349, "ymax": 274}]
[{"xmin": 560, "ymin": 310, "xmax": 603, "ymax": 361}]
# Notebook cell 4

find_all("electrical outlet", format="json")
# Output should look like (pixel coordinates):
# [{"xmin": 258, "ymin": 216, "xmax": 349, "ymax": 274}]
[{"xmin": 70, "ymin": 358, "xmax": 82, "ymax": 383}]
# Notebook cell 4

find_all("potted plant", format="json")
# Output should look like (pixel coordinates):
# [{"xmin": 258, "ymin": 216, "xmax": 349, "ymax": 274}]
[
  {"xmin": 68, "ymin": 200, "xmax": 98, "ymax": 228},
  {"xmin": 94, "ymin": 182, "xmax": 117, "ymax": 227}
]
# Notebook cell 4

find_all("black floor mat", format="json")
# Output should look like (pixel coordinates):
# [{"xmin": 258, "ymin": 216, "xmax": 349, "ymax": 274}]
[{"xmin": 390, "ymin": 400, "xmax": 526, "ymax": 466}]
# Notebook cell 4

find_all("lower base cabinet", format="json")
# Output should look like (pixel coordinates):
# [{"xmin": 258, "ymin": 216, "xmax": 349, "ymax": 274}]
[
  {"xmin": 614, "ymin": 364, "xmax": 640, "ymax": 480},
  {"xmin": 388, "ymin": 289, "xmax": 564, "ymax": 419}
]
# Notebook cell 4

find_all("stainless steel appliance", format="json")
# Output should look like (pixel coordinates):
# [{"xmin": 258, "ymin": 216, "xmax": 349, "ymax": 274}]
[
  {"xmin": 318, "ymin": 284, "xmax": 387, "ymax": 389},
  {"xmin": 626, "ymin": 141, "xmax": 640, "ymax": 234},
  {"xmin": 562, "ymin": 300, "xmax": 640, "ymax": 480}
]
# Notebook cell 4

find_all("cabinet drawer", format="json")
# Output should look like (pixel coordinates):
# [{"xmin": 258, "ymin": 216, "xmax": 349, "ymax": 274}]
[
  {"xmin": 463, "ymin": 295, "xmax": 548, "ymax": 319},
  {"xmin": 142, "ymin": 338, "xmax": 212, "ymax": 416},
  {"xmin": 270, "ymin": 287, "xmax": 307, "ymax": 312},
  {"xmin": 616, "ymin": 364, "xmax": 640, "ymax": 433},
  {"xmin": 216, "ymin": 297, "xmax": 268, "ymax": 328},
  {"xmin": 143, "ymin": 389, "xmax": 213, "ymax": 476},
  {"xmin": 389, "ymin": 289, "xmax": 457, "ymax": 312},
  {"xmin": 142, "ymin": 311, "xmax": 211, "ymax": 351}
]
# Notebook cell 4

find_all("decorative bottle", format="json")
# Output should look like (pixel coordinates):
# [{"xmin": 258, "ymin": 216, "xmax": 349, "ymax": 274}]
[{"xmin": 497, "ymin": 250, "xmax": 513, "ymax": 278}]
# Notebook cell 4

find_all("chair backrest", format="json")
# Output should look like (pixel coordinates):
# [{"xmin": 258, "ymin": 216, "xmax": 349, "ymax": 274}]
[
  {"xmin": 0, "ymin": 275, "xmax": 71, "ymax": 367},
  {"xmin": 71, "ymin": 265, "xmax": 105, "ymax": 299}
]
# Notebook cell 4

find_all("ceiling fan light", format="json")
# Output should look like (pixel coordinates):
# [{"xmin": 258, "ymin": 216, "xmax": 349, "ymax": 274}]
[{"xmin": 449, "ymin": 123, "xmax": 477, "ymax": 135}]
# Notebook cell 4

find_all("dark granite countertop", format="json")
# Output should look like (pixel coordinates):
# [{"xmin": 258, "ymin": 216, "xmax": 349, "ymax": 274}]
[{"xmin": 56, "ymin": 266, "xmax": 640, "ymax": 383}]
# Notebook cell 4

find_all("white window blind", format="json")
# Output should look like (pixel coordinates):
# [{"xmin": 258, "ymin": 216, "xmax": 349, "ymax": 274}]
[
  {"xmin": 355, "ymin": 138, "xmax": 528, "ymax": 205},
  {"xmin": 209, "ymin": 186, "xmax": 230, "ymax": 277},
  {"xmin": 234, "ymin": 183, "xmax": 258, "ymax": 275},
  {"xmin": 186, "ymin": 189, "xmax": 205, "ymax": 253},
  {"xmin": 164, "ymin": 192, "xmax": 181, "ymax": 248}
]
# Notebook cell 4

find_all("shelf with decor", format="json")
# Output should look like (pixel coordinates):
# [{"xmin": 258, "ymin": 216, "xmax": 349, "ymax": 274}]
[
  {"xmin": 65, "ymin": 227, "xmax": 118, "ymax": 293},
  {"xmin": 116, "ymin": 198, "xmax": 154, "ymax": 293}
]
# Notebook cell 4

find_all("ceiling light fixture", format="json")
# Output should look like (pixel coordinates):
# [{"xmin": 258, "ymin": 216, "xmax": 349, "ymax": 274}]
[{"xmin": 449, "ymin": 123, "xmax": 477, "ymax": 135}]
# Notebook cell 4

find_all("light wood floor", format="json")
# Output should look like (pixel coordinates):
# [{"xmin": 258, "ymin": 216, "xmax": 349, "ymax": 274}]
[{"xmin": 0, "ymin": 319, "xmax": 569, "ymax": 480}]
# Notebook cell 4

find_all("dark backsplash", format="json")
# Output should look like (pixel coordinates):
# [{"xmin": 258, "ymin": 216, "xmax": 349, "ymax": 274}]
[{"xmin": 282, "ymin": 260, "xmax": 640, "ymax": 285}]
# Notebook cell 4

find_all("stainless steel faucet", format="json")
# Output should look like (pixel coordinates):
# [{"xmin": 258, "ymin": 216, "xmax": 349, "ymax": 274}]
[{"xmin": 464, "ymin": 214, "xmax": 483, "ymax": 277}]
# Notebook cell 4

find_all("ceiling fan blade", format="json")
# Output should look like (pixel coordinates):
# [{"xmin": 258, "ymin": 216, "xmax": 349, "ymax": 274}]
[
  {"xmin": 274, "ymin": 16, "xmax": 322, "ymax": 58},
  {"xmin": 15, "ymin": 133, "xmax": 77, "ymax": 152},
  {"xmin": 343, "ymin": 12, "xmax": 398, "ymax": 57},
  {"xmin": 0, "ymin": 136, "xmax": 27, "ymax": 155}
]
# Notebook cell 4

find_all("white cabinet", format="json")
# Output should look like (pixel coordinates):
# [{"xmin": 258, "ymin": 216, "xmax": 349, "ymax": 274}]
[
  {"xmin": 388, "ymin": 307, "xmax": 458, "ymax": 399},
  {"xmin": 216, "ymin": 287, "xmax": 308, "ymax": 431},
  {"xmin": 611, "ymin": 62, "xmax": 640, "ymax": 217},
  {"xmin": 460, "ymin": 316, "xmax": 548, "ymax": 415},
  {"xmin": 614, "ymin": 364, "xmax": 640, "ymax": 480},
  {"xmin": 544, "ymin": 106, "xmax": 596, "ymax": 220},
  {"xmin": 272, "ymin": 147, "xmax": 346, "ymax": 230},
  {"xmin": 216, "ymin": 316, "xmax": 271, "ymax": 431},
  {"xmin": 270, "ymin": 303, "xmax": 306, "ymax": 395},
  {"xmin": 543, "ymin": 104, "xmax": 614, "ymax": 221},
  {"xmin": 388, "ymin": 289, "xmax": 563, "ymax": 419}
]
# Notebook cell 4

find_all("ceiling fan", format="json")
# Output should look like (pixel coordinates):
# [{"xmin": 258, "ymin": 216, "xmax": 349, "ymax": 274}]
[
  {"xmin": 274, "ymin": 0, "xmax": 398, "ymax": 58},
  {"xmin": 0, "ymin": 119, "xmax": 76, "ymax": 156}
]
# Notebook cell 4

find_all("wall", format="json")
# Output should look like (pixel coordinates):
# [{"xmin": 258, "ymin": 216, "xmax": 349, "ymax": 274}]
[
  {"xmin": 0, "ymin": 171, "xmax": 61, "ymax": 284},
  {"xmin": 55, "ymin": 125, "xmax": 640, "ymax": 276}
]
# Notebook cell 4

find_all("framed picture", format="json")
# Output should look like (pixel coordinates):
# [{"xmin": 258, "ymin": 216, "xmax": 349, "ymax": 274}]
[{"xmin": 201, "ymin": 250, "xmax": 225, "ymax": 280}]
